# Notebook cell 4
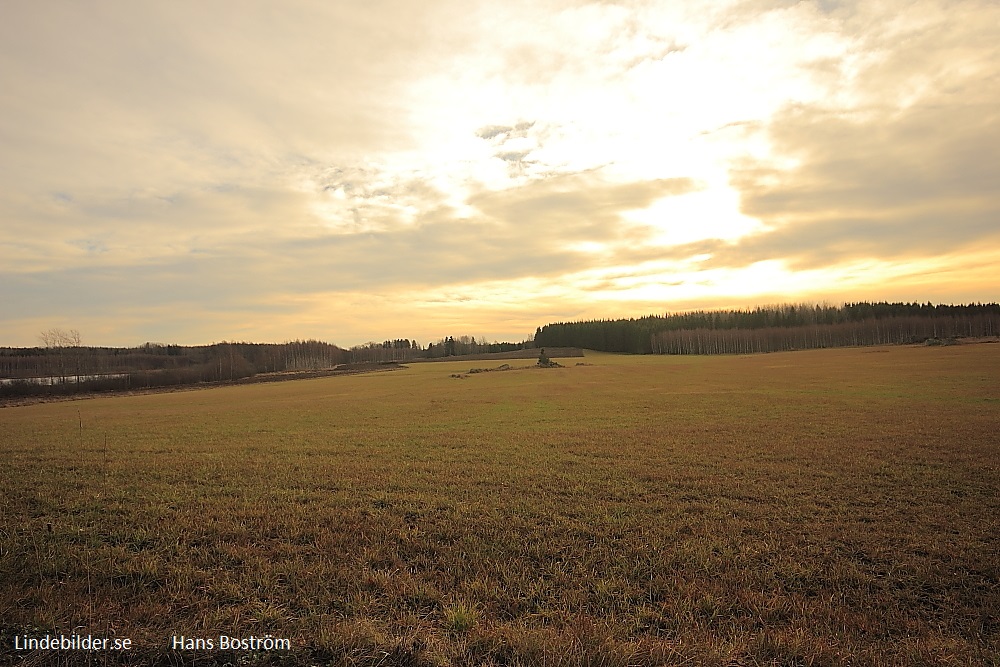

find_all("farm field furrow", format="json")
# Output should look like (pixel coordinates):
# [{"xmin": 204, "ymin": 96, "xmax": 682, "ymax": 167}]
[{"xmin": 1, "ymin": 345, "xmax": 998, "ymax": 665}]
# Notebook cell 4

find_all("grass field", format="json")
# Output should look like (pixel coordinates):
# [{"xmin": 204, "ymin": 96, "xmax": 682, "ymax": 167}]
[{"xmin": 1, "ymin": 345, "xmax": 998, "ymax": 666}]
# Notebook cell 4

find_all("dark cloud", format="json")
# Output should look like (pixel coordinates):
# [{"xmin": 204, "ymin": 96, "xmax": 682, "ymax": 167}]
[
  {"xmin": 496, "ymin": 150, "xmax": 532, "ymax": 163},
  {"xmin": 476, "ymin": 125, "xmax": 514, "ymax": 140},
  {"xmin": 475, "ymin": 121, "xmax": 536, "ymax": 143}
]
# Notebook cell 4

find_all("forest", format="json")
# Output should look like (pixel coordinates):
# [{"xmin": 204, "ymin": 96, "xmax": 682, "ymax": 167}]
[
  {"xmin": 0, "ymin": 335, "xmax": 529, "ymax": 399},
  {"xmin": 534, "ymin": 302, "xmax": 1000, "ymax": 354},
  {"xmin": 0, "ymin": 339, "xmax": 347, "ymax": 399},
  {"xmin": 4, "ymin": 302, "xmax": 998, "ymax": 399}
]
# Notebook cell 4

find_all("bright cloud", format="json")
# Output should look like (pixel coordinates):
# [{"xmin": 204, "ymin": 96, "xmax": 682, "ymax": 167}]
[{"xmin": 1, "ymin": 0, "xmax": 997, "ymax": 347}]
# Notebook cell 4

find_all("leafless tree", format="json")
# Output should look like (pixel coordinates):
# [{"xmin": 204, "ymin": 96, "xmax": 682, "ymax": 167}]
[
  {"xmin": 38, "ymin": 328, "xmax": 82, "ymax": 382},
  {"xmin": 39, "ymin": 328, "xmax": 81, "ymax": 348}
]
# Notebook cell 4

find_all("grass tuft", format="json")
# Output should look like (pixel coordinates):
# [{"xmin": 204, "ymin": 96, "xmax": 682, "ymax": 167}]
[{"xmin": 444, "ymin": 602, "xmax": 479, "ymax": 634}]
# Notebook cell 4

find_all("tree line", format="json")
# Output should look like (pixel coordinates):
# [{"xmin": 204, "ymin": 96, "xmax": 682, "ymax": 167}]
[
  {"xmin": 0, "ymin": 337, "xmax": 347, "ymax": 398},
  {"xmin": 345, "ymin": 335, "xmax": 529, "ymax": 362},
  {"xmin": 1, "ymin": 330, "xmax": 533, "ymax": 397},
  {"xmin": 424, "ymin": 336, "xmax": 529, "ymax": 359},
  {"xmin": 7, "ymin": 301, "xmax": 993, "ymax": 398},
  {"xmin": 345, "ymin": 339, "xmax": 422, "ymax": 363},
  {"xmin": 534, "ymin": 302, "xmax": 1000, "ymax": 355}
]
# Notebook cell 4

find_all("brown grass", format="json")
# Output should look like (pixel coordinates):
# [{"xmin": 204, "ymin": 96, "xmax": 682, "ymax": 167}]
[{"xmin": 1, "ymin": 344, "xmax": 998, "ymax": 665}]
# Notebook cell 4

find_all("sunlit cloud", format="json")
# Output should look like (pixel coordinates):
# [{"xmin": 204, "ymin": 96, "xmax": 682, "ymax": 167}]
[{"xmin": 1, "ymin": 0, "xmax": 996, "ymax": 347}]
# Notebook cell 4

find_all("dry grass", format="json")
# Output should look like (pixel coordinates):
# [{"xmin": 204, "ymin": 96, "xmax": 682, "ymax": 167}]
[{"xmin": 1, "ymin": 344, "xmax": 998, "ymax": 665}]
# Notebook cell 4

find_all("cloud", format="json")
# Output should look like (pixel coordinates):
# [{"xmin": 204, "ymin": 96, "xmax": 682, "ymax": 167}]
[
  {"xmin": 496, "ymin": 151, "xmax": 532, "ymax": 163},
  {"xmin": 1, "ymin": 0, "xmax": 997, "ymax": 346},
  {"xmin": 476, "ymin": 125, "xmax": 515, "ymax": 141},
  {"xmin": 282, "ymin": 173, "xmax": 700, "ymax": 291},
  {"xmin": 475, "ymin": 121, "xmax": 536, "ymax": 142},
  {"xmin": 0, "ymin": 172, "xmax": 701, "ymax": 333},
  {"xmin": 468, "ymin": 173, "xmax": 698, "ymax": 238},
  {"xmin": 0, "ymin": 1, "xmax": 462, "ymax": 196},
  {"xmin": 712, "ymin": 0, "xmax": 1000, "ymax": 271},
  {"xmin": 717, "ymin": 103, "xmax": 1000, "ymax": 270}
]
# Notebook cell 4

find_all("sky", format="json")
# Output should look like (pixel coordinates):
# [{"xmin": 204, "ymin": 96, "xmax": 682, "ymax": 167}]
[{"xmin": 1, "ymin": 0, "xmax": 998, "ymax": 348}]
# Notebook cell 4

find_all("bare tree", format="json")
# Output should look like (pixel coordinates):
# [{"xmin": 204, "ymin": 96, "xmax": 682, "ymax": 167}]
[
  {"xmin": 39, "ymin": 328, "xmax": 81, "ymax": 348},
  {"xmin": 38, "ymin": 328, "xmax": 82, "ymax": 382}
]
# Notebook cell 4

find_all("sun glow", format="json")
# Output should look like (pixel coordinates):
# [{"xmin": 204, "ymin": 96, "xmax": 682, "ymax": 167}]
[
  {"xmin": 623, "ymin": 186, "xmax": 764, "ymax": 246},
  {"xmin": 2, "ymin": 1, "xmax": 997, "ymax": 346}
]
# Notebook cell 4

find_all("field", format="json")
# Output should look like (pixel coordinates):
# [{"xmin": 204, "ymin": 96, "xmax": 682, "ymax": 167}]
[{"xmin": 1, "ymin": 345, "xmax": 998, "ymax": 666}]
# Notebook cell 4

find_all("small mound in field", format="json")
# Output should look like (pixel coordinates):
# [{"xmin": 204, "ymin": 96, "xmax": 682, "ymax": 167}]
[{"xmin": 467, "ymin": 364, "xmax": 513, "ymax": 374}]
